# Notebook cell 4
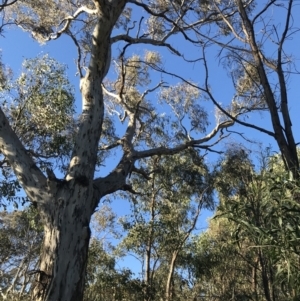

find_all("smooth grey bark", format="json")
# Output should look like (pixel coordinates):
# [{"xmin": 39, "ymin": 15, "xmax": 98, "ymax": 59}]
[
  {"xmin": 31, "ymin": 1, "xmax": 127, "ymax": 299},
  {"xmin": 165, "ymin": 251, "xmax": 178, "ymax": 301}
]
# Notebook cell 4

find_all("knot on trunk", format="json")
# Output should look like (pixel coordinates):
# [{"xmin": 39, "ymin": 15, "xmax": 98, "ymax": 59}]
[{"xmin": 28, "ymin": 269, "xmax": 52, "ymax": 299}]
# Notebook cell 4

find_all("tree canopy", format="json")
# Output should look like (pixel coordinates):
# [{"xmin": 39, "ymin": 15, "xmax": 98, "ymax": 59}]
[{"xmin": 0, "ymin": 1, "xmax": 299, "ymax": 301}]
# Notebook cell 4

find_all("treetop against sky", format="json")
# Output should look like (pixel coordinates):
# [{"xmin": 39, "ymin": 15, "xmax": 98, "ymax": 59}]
[
  {"xmin": 2, "ymin": 1, "xmax": 299, "ymax": 154},
  {"xmin": 0, "ymin": 1, "xmax": 299, "ymax": 226},
  {"xmin": 1, "ymin": 1, "xmax": 293, "ymax": 210}
]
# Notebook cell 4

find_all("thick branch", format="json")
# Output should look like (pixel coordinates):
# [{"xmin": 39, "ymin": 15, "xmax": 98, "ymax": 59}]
[
  {"xmin": 111, "ymin": 35, "xmax": 181, "ymax": 56},
  {"xmin": 47, "ymin": 6, "xmax": 98, "ymax": 41},
  {"xmin": 67, "ymin": 1, "xmax": 126, "ymax": 181},
  {"xmin": 0, "ymin": 107, "xmax": 46, "ymax": 196},
  {"xmin": 92, "ymin": 157, "xmax": 132, "ymax": 208},
  {"xmin": 92, "ymin": 119, "xmax": 232, "ymax": 203},
  {"xmin": 237, "ymin": 0, "xmax": 298, "ymax": 173},
  {"xmin": 134, "ymin": 120, "xmax": 234, "ymax": 160}
]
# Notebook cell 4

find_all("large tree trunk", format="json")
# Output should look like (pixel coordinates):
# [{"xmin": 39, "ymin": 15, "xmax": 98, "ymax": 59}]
[
  {"xmin": 28, "ymin": 2, "xmax": 127, "ymax": 300},
  {"xmin": 0, "ymin": 1, "xmax": 235, "ymax": 300},
  {"xmin": 31, "ymin": 183, "xmax": 94, "ymax": 301}
]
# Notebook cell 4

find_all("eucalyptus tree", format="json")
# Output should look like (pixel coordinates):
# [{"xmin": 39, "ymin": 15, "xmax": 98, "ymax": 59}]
[
  {"xmin": 0, "ymin": 1, "xmax": 234, "ymax": 300},
  {"xmin": 119, "ymin": 150, "xmax": 213, "ymax": 301},
  {"xmin": 193, "ymin": 0, "xmax": 300, "ymax": 177}
]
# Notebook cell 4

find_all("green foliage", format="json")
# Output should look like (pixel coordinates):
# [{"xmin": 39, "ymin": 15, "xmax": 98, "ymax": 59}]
[
  {"xmin": 1, "ymin": 54, "xmax": 76, "ymax": 168},
  {"xmin": 0, "ymin": 208, "xmax": 43, "ymax": 301},
  {"xmin": 84, "ymin": 239, "xmax": 144, "ymax": 301},
  {"xmin": 0, "ymin": 1, "xmax": 299, "ymax": 300},
  {"xmin": 159, "ymin": 82, "xmax": 209, "ymax": 135},
  {"xmin": 115, "ymin": 150, "xmax": 213, "ymax": 300},
  {"xmin": 193, "ymin": 217, "xmax": 261, "ymax": 301},
  {"xmin": 0, "ymin": 54, "xmax": 76, "ymax": 208},
  {"xmin": 212, "ymin": 150, "xmax": 300, "ymax": 300}
]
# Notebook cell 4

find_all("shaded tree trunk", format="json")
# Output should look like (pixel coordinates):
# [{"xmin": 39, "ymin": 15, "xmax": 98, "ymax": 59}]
[
  {"xmin": 31, "ymin": 183, "xmax": 93, "ymax": 301},
  {"xmin": 252, "ymin": 257, "xmax": 259, "ymax": 301},
  {"xmin": 0, "ymin": 1, "xmax": 237, "ymax": 300},
  {"xmin": 144, "ymin": 199, "xmax": 155, "ymax": 301},
  {"xmin": 258, "ymin": 249, "xmax": 273, "ymax": 301}
]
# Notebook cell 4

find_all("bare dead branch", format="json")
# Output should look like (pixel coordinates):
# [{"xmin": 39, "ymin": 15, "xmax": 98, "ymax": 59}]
[
  {"xmin": 111, "ymin": 35, "xmax": 181, "ymax": 56},
  {"xmin": 134, "ymin": 120, "xmax": 234, "ymax": 160}
]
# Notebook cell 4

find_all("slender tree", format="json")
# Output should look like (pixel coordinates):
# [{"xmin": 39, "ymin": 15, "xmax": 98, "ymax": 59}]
[
  {"xmin": 119, "ymin": 151, "xmax": 212, "ymax": 301},
  {"xmin": 195, "ymin": 0, "xmax": 300, "ymax": 177}
]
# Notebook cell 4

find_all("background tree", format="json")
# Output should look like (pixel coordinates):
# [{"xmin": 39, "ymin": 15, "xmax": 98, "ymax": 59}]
[
  {"xmin": 118, "ymin": 150, "xmax": 213, "ymax": 301},
  {"xmin": 194, "ymin": 0, "xmax": 299, "ymax": 177},
  {"xmin": 0, "ymin": 208, "xmax": 42, "ymax": 301},
  {"xmin": 84, "ymin": 238, "xmax": 145, "ymax": 301},
  {"xmin": 0, "ymin": 54, "xmax": 76, "ymax": 209}
]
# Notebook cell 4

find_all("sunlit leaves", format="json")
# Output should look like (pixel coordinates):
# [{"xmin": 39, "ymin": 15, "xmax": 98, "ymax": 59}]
[
  {"xmin": 160, "ymin": 82, "xmax": 209, "ymax": 137},
  {"xmin": 4, "ymin": 0, "xmax": 71, "ymax": 42},
  {"xmin": 236, "ymin": 62, "xmax": 260, "ymax": 95},
  {"xmin": 1, "ymin": 54, "xmax": 76, "ymax": 167},
  {"xmin": 215, "ymin": 150, "xmax": 300, "ymax": 298}
]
